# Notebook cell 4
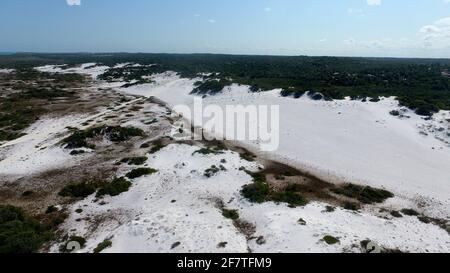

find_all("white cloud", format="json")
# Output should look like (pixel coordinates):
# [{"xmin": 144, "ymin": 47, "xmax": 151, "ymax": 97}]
[
  {"xmin": 367, "ymin": 0, "xmax": 381, "ymax": 6},
  {"xmin": 66, "ymin": 0, "xmax": 81, "ymax": 6},
  {"xmin": 419, "ymin": 17, "xmax": 450, "ymax": 48},
  {"xmin": 208, "ymin": 19, "xmax": 216, "ymax": 24},
  {"xmin": 264, "ymin": 7, "xmax": 272, "ymax": 12}
]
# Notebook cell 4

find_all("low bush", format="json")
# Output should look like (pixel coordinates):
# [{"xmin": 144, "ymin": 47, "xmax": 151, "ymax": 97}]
[
  {"xmin": 63, "ymin": 126, "xmax": 145, "ymax": 149},
  {"xmin": 343, "ymin": 201, "xmax": 361, "ymax": 211},
  {"xmin": 323, "ymin": 235, "xmax": 340, "ymax": 245},
  {"xmin": 401, "ymin": 209, "xmax": 420, "ymax": 216},
  {"xmin": 126, "ymin": 168, "xmax": 158, "ymax": 179},
  {"xmin": 93, "ymin": 239, "xmax": 112, "ymax": 253},
  {"xmin": 0, "ymin": 205, "xmax": 53, "ymax": 253},
  {"xmin": 120, "ymin": 156, "xmax": 148, "ymax": 165},
  {"xmin": 331, "ymin": 183, "xmax": 394, "ymax": 204},
  {"xmin": 96, "ymin": 177, "xmax": 132, "ymax": 197},
  {"xmin": 59, "ymin": 182, "xmax": 98, "ymax": 198},
  {"xmin": 222, "ymin": 209, "xmax": 239, "ymax": 220},
  {"xmin": 270, "ymin": 191, "xmax": 308, "ymax": 208}
]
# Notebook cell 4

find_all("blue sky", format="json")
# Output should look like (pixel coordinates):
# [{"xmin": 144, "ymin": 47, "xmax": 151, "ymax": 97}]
[{"xmin": 1, "ymin": 0, "xmax": 450, "ymax": 57}]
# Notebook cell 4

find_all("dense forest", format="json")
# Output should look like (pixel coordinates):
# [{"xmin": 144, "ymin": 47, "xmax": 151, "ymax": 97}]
[{"xmin": 1, "ymin": 53, "xmax": 450, "ymax": 116}]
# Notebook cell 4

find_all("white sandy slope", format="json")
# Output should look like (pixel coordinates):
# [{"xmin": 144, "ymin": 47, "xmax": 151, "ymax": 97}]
[
  {"xmin": 117, "ymin": 73, "xmax": 450, "ymax": 218},
  {"xmin": 0, "ymin": 115, "xmax": 87, "ymax": 178},
  {"xmin": 59, "ymin": 144, "xmax": 449, "ymax": 253},
  {"xmin": 28, "ymin": 65, "xmax": 448, "ymax": 253},
  {"xmin": 36, "ymin": 63, "xmax": 110, "ymax": 79}
]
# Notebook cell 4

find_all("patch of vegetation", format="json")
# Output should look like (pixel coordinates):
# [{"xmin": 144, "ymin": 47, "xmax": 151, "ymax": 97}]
[
  {"xmin": 120, "ymin": 156, "xmax": 148, "ymax": 165},
  {"xmin": 241, "ymin": 171, "xmax": 308, "ymax": 207},
  {"xmin": 126, "ymin": 168, "xmax": 158, "ymax": 179},
  {"xmin": 204, "ymin": 165, "xmax": 221, "ymax": 178},
  {"xmin": 401, "ymin": 209, "xmax": 420, "ymax": 216},
  {"xmin": 59, "ymin": 182, "xmax": 99, "ymax": 198},
  {"xmin": 148, "ymin": 140, "xmax": 167, "ymax": 154},
  {"xmin": 63, "ymin": 126, "xmax": 145, "ymax": 149},
  {"xmin": 324, "ymin": 206, "xmax": 336, "ymax": 213},
  {"xmin": 0, "ymin": 205, "xmax": 53, "ymax": 253},
  {"xmin": 241, "ymin": 172, "xmax": 270, "ymax": 203},
  {"xmin": 331, "ymin": 183, "xmax": 394, "ymax": 204},
  {"xmin": 343, "ymin": 201, "xmax": 361, "ymax": 211},
  {"xmin": 239, "ymin": 151, "xmax": 257, "ymax": 162},
  {"xmin": 323, "ymin": 235, "xmax": 340, "ymax": 245},
  {"xmin": 191, "ymin": 79, "xmax": 231, "ymax": 95},
  {"xmin": 96, "ymin": 177, "xmax": 132, "ymax": 197},
  {"xmin": 222, "ymin": 209, "xmax": 239, "ymax": 220},
  {"xmin": 270, "ymin": 190, "xmax": 308, "ymax": 208},
  {"xmin": 193, "ymin": 147, "xmax": 224, "ymax": 156},
  {"xmin": 390, "ymin": 211, "xmax": 403, "ymax": 218},
  {"xmin": 93, "ymin": 239, "xmax": 112, "ymax": 253}
]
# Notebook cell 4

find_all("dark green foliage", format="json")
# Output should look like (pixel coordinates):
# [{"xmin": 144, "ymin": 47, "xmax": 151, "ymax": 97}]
[
  {"xmin": 126, "ymin": 168, "xmax": 158, "ymax": 179},
  {"xmin": 59, "ymin": 182, "xmax": 98, "ymax": 198},
  {"xmin": 120, "ymin": 156, "xmax": 148, "ymax": 165},
  {"xmin": 192, "ymin": 147, "xmax": 224, "ymax": 156},
  {"xmin": 204, "ymin": 165, "xmax": 220, "ymax": 178},
  {"xmin": 63, "ymin": 126, "xmax": 145, "ymax": 149},
  {"xmin": 239, "ymin": 151, "xmax": 257, "ymax": 162},
  {"xmin": 270, "ymin": 191, "xmax": 308, "ymax": 208},
  {"xmin": 0, "ymin": 205, "xmax": 53, "ymax": 253},
  {"xmin": 241, "ymin": 172, "xmax": 270, "ymax": 203},
  {"xmin": 331, "ymin": 183, "xmax": 394, "ymax": 204},
  {"xmin": 93, "ymin": 239, "xmax": 112, "ymax": 253},
  {"xmin": 401, "ymin": 208, "xmax": 420, "ymax": 216},
  {"xmin": 241, "ymin": 171, "xmax": 307, "ymax": 207},
  {"xmin": 323, "ymin": 235, "xmax": 340, "ymax": 245},
  {"xmin": 222, "ymin": 209, "xmax": 239, "ymax": 220},
  {"xmin": 148, "ymin": 141, "xmax": 167, "ymax": 154},
  {"xmin": 324, "ymin": 206, "xmax": 336, "ymax": 213},
  {"xmin": 96, "ymin": 177, "xmax": 132, "ymax": 197},
  {"xmin": 343, "ymin": 201, "xmax": 361, "ymax": 211},
  {"xmin": 191, "ymin": 79, "xmax": 231, "ymax": 95},
  {"xmin": 390, "ymin": 211, "xmax": 403, "ymax": 218}
]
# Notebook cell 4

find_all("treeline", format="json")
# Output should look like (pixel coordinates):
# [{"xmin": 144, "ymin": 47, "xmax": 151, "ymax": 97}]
[{"xmin": 2, "ymin": 53, "xmax": 450, "ymax": 115}]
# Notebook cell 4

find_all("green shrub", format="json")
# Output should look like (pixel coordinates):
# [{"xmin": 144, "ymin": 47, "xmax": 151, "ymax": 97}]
[
  {"xmin": 204, "ymin": 165, "xmax": 220, "ymax": 178},
  {"xmin": 270, "ymin": 191, "xmax": 308, "ymax": 208},
  {"xmin": 401, "ymin": 209, "xmax": 420, "ymax": 216},
  {"xmin": 331, "ymin": 183, "xmax": 394, "ymax": 204},
  {"xmin": 343, "ymin": 201, "xmax": 361, "ymax": 211},
  {"xmin": 222, "ymin": 209, "xmax": 239, "ymax": 220},
  {"xmin": 93, "ymin": 239, "xmax": 112, "ymax": 253},
  {"xmin": 120, "ymin": 156, "xmax": 148, "ymax": 165},
  {"xmin": 0, "ymin": 205, "xmax": 53, "ymax": 253},
  {"xmin": 63, "ymin": 126, "xmax": 144, "ymax": 149},
  {"xmin": 126, "ymin": 168, "xmax": 158, "ymax": 179},
  {"xmin": 192, "ymin": 147, "xmax": 224, "ymax": 156},
  {"xmin": 323, "ymin": 235, "xmax": 340, "ymax": 245},
  {"xmin": 59, "ymin": 182, "xmax": 98, "ymax": 198},
  {"xmin": 241, "ymin": 172, "xmax": 269, "ymax": 203},
  {"xmin": 390, "ymin": 211, "xmax": 403, "ymax": 218},
  {"xmin": 148, "ymin": 142, "xmax": 167, "ymax": 154},
  {"xmin": 96, "ymin": 177, "xmax": 132, "ymax": 197}
]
